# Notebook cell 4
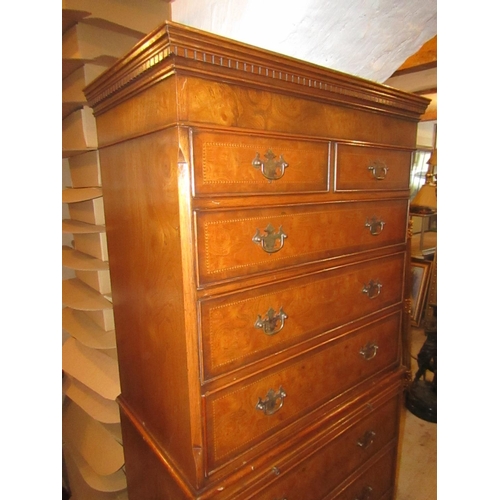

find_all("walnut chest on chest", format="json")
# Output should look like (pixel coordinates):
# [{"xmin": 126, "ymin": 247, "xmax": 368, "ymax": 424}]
[{"xmin": 85, "ymin": 21, "xmax": 429, "ymax": 500}]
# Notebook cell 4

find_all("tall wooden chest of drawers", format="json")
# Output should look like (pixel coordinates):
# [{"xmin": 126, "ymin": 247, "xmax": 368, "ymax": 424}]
[{"xmin": 85, "ymin": 22, "xmax": 429, "ymax": 500}]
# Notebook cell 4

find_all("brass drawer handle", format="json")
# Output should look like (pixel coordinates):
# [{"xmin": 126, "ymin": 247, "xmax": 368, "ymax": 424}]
[
  {"xmin": 359, "ymin": 342, "xmax": 379, "ymax": 361},
  {"xmin": 365, "ymin": 217, "xmax": 385, "ymax": 235},
  {"xmin": 362, "ymin": 279, "xmax": 382, "ymax": 299},
  {"xmin": 256, "ymin": 386, "xmax": 287, "ymax": 415},
  {"xmin": 255, "ymin": 307, "xmax": 288, "ymax": 336},
  {"xmin": 252, "ymin": 224, "xmax": 287, "ymax": 253},
  {"xmin": 354, "ymin": 486, "xmax": 373, "ymax": 500},
  {"xmin": 252, "ymin": 150, "xmax": 289, "ymax": 181},
  {"xmin": 356, "ymin": 430, "xmax": 376, "ymax": 449},
  {"xmin": 368, "ymin": 161, "xmax": 389, "ymax": 180}
]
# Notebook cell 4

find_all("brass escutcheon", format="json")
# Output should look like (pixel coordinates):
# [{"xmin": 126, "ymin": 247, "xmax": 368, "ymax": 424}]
[
  {"xmin": 252, "ymin": 150, "xmax": 289, "ymax": 181},
  {"xmin": 359, "ymin": 342, "xmax": 379, "ymax": 361},
  {"xmin": 256, "ymin": 386, "xmax": 287, "ymax": 415},
  {"xmin": 255, "ymin": 307, "xmax": 288, "ymax": 336},
  {"xmin": 368, "ymin": 161, "xmax": 389, "ymax": 180},
  {"xmin": 356, "ymin": 430, "xmax": 376, "ymax": 449},
  {"xmin": 362, "ymin": 279, "xmax": 382, "ymax": 299},
  {"xmin": 252, "ymin": 224, "xmax": 287, "ymax": 253},
  {"xmin": 355, "ymin": 486, "xmax": 373, "ymax": 500},
  {"xmin": 365, "ymin": 217, "xmax": 385, "ymax": 235}
]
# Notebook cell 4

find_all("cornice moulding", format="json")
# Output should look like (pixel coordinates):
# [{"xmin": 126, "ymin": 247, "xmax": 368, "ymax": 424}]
[{"xmin": 85, "ymin": 21, "xmax": 430, "ymax": 120}]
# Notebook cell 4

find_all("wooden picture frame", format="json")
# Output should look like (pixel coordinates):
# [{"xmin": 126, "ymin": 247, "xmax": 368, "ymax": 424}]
[{"xmin": 410, "ymin": 259, "xmax": 432, "ymax": 326}]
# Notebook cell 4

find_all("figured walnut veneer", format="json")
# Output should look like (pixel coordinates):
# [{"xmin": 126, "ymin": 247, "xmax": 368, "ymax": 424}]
[{"xmin": 85, "ymin": 21, "xmax": 429, "ymax": 500}]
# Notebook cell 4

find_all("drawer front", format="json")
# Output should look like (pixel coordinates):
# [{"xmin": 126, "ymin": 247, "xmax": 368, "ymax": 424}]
[
  {"xmin": 201, "ymin": 253, "xmax": 404, "ymax": 379},
  {"xmin": 205, "ymin": 312, "xmax": 400, "ymax": 470},
  {"xmin": 196, "ymin": 199, "xmax": 408, "ymax": 285},
  {"xmin": 245, "ymin": 395, "xmax": 400, "ymax": 500},
  {"xmin": 192, "ymin": 129, "xmax": 330, "ymax": 195},
  {"xmin": 335, "ymin": 144, "xmax": 412, "ymax": 191},
  {"xmin": 330, "ymin": 445, "xmax": 397, "ymax": 500}
]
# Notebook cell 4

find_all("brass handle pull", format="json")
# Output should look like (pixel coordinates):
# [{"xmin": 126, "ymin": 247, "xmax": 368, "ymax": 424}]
[
  {"xmin": 356, "ymin": 430, "xmax": 376, "ymax": 449},
  {"xmin": 359, "ymin": 342, "xmax": 379, "ymax": 361},
  {"xmin": 368, "ymin": 161, "xmax": 389, "ymax": 180},
  {"xmin": 252, "ymin": 150, "xmax": 289, "ymax": 181},
  {"xmin": 362, "ymin": 280, "xmax": 382, "ymax": 299},
  {"xmin": 252, "ymin": 224, "xmax": 287, "ymax": 253},
  {"xmin": 255, "ymin": 307, "xmax": 288, "ymax": 336},
  {"xmin": 256, "ymin": 386, "xmax": 287, "ymax": 415},
  {"xmin": 354, "ymin": 486, "xmax": 373, "ymax": 500},
  {"xmin": 365, "ymin": 217, "xmax": 385, "ymax": 235}
]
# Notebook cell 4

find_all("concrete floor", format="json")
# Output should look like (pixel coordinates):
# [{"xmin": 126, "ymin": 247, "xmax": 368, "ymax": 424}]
[{"xmin": 395, "ymin": 327, "xmax": 437, "ymax": 500}]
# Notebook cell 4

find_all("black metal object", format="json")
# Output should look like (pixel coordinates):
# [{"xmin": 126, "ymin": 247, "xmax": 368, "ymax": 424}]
[{"xmin": 406, "ymin": 305, "xmax": 437, "ymax": 423}]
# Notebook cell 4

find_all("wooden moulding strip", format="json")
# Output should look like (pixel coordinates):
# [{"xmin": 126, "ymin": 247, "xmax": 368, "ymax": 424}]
[
  {"xmin": 63, "ymin": 442, "xmax": 127, "ymax": 493},
  {"xmin": 63, "ymin": 373, "xmax": 120, "ymax": 424},
  {"xmin": 118, "ymin": 396, "xmax": 198, "ymax": 499},
  {"xmin": 63, "ymin": 278, "xmax": 113, "ymax": 311},
  {"xmin": 62, "ymin": 336, "xmax": 120, "ymax": 400},
  {"xmin": 62, "ymin": 307, "xmax": 116, "ymax": 349},
  {"xmin": 84, "ymin": 21, "xmax": 430, "ymax": 120},
  {"xmin": 62, "ymin": 398, "xmax": 124, "ymax": 476},
  {"xmin": 62, "ymin": 246, "xmax": 109, "ymax": 271},
  {"xmin": 63, "ymin": 219, "xmax": 106, "ymax": 234},
  {"xmin": 62, "ymin": 187, "xmax": 103, "ymax": 203}
]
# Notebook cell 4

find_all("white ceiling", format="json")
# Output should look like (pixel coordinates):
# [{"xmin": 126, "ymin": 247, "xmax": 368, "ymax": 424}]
[{"xmin": 170, "ymin": 0, "xmax": 437, "ymax": 83}]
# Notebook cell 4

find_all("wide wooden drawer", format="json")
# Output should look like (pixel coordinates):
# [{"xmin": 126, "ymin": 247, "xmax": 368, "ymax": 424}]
[
  {"xmin": 195, "ymin": 199, "xmax": 408, "ymax": 285},
  {"xmin": 191, "ymin": 129, "xmax": 330, "ymax": 195},
  {"xmin": 204, "ymin": 312, "xmax": 400, "ymax": 471},
  {"xmin": 335, "ymin": 144, "xmax": 412, "ymax": 192},
  {"xmin": 328, "ymin": 445, "xmax": 397, "ymax": 500},
  {"xmin": 200, "ymin": 253, "xmax": 404, "ymax": 380},
  {"xmin": 242, "ymin": 394, "xmax": 400, "ymax": 500}
]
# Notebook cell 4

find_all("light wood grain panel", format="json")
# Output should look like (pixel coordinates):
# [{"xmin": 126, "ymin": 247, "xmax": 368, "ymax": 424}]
[
  {"xmin": 98, "ymin": 127, "xmax": 200, "ymax": 485},
  {"xmin": 178, "ymin": 76, "xmax": 419, "ymax": 148},
  {"xmin": 192, "ymin": 128, "xmax": 330, "ymax": 195},
  {"xmin": 243, "ymin": 395, "xmax": 400, "ymax": 500},
  {"xmin": 196, "ymin": 199, "xmax": 408, "ymax": 285},
  {"xmin": 201, "ymin": 253, "xmax": 404, "ymax": 379},
  {"xmin": 335, "ymin": 144, "xmax": 412, "ymax": 192},
  {"xmin": 205, "ymin": 313, "xmax": 400, "ymax": 470}
]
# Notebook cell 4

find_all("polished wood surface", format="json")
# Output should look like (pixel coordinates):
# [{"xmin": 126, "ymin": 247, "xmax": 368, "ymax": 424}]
[
  {"xmin": 205, "ymin": 312, "xmax": 401, "ymax": 470},
  {"xmin": 200, "ymin": 254, "xmax": 404, "ymax": 379},
  {"xmin": 85, "ymin": 21, "xmax": 429, "ymax": 500},
  {"xmin": 191, "ymin": 128, "xmax": 330, "ymax": 195}
]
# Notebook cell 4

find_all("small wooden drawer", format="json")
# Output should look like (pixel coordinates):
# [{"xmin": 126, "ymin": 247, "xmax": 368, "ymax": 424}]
[
  {"xmin": 329, "ymin": 445, "xmax": 397, "ymax": 500},
  {"xmin": 200, "ymin": 253, "xmax": 404, "ymax": 379},
  {"xmin": 243, "ymin": 395, "xmax": 400, "ymax": 500},
  {"xmin": 195, "ymin": 199, "xmax": 407, "ymax": 285},
  {"xmin": 191, "ymin": 129, "xmax": 330, "ymax": 195},
  {"xmin": 204, "ymin": 312, "xmax": 400, "ymax": 471},
  {"xmin": 335, "ymin": 144, "xmax": 412, "ymax": 192}
]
